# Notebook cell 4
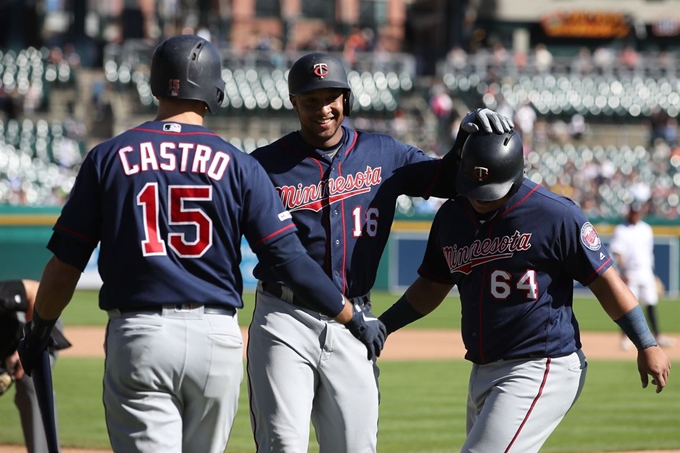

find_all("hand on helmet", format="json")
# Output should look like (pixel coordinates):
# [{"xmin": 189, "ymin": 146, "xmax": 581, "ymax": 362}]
[{"xmin": 460, "ymin": 108, "xmax": 514, "ymax": 135}]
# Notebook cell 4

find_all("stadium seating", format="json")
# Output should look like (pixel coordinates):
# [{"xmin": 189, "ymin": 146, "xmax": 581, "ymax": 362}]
[{"xmin": 0, "ymin": 117, "xmax": 85, "ymax": 205}]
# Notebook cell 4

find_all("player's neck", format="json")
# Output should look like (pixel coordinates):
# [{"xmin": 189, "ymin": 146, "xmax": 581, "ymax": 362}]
[{"xmin": 155, "ymin": 101, "xmax": 207, "ymax": 125}]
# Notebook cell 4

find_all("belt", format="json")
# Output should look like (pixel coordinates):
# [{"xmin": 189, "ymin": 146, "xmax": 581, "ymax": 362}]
[
  {"xmin": 259, "ymin": 281, "xmax": 370, "ymax": 308},
  {"xmin": 118, "ymin": 304, "xmax": 236, "ymax": 316}
]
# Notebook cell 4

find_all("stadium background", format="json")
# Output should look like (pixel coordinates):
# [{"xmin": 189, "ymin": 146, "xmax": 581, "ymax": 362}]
[{"xmin": 1, "ymin": 0, "xmax": 680, "ymax": 295}]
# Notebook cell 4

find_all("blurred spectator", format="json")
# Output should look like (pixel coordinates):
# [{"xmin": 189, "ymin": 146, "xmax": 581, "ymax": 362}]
[
  {"xmin": 0, "ymin": 87, "xmax": 20, "ymax": 121},
  {"xmin": 491, "ymin": 42, "xmax": 510, "ymax": 67},
  {"xmin": 573, "ymin": 47, "xmax": 594, "ymax": 74},
  {"xmin": 618, "ymin": 45, "xmax": 639, "ymax": 71},
  {"xmin": 533, "ymin": 43, "xmax": 553, "ymax": 73},
  {"xmin": 568, "ymin": 114, "xmax": 587, "ymax": 141},
  {"xmin": 446, "ymin": 46, "xmax": 468, "ymax": 71},
  {"xmin": 593, "ymin": 46, "xmax": 616, "ymax": 73},
  {"xmin": 390, "ymin": 109, "xmax": 409, "ymax": 142},
  {"xmin": 429, "ymin": 83, "xmax": 453, "ymax": 152},
  {"xmin": 514, "ymin": 100, "xmax": 537, "ymax": 150},
  {"xmin": 344, "ymin": 26, "xmax": 368, "ymax": 68}
]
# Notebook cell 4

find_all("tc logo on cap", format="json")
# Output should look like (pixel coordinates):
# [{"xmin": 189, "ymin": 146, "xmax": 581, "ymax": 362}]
[
  {"xmin": 313, "ymin": 63, "xmax": 329, "ymax": 78},
  {"xmin": 473, "ymin": 166, "xmax": 489, "ymax": 181}
]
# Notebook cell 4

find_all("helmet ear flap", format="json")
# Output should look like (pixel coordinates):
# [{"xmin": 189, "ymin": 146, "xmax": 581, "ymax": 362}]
[{"xmin": 344, "ymin": 90, "xmax": 354, "ymax": 117}]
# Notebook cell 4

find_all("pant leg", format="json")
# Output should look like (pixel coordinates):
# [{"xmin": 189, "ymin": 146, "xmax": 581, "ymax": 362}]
[
  {"xmin": 462, "ymin": 350, "xmax": 587, "ymax": 453},
  {"xmin": 14, "ymin": 352, "xmax": 58, "ymax": 453},
  {"xmin": 247, "ymin": 292, "xmax": 327, "ymax": 453},
  {"xmin": 181, "ymin": 313, "xmax": 243, "ymax": 453},
  {"xmin": 312, "ymin": 323, "xmax": 380, "ymax": 453}
]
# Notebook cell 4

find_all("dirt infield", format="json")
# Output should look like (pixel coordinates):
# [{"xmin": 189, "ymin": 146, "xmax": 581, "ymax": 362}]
[
  {"xmin": 57, "ymin": 326, "xmax": 680, "ymax": 361},
  {"xmin": 2, "ymin": 327, "xmax": 677, "ymax": 453}
]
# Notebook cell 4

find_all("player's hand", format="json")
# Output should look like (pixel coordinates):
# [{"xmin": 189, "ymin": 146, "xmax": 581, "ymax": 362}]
[
  {"xmin": 5, "ymin": 351, "xmax": 24, "ymax": 381},
  {"xmin": 17, "ymin": 312, "xmax": 57, "ymax": 377},
  {"xmin": 345, "ymin": 304, "xmax": 387, "ymax": 361},
  {"xmin": 637, "ymin": 346, "xmax": 671, "ymax": 393},
  {"xmin": 460, "ymin": 108, "xmax": 514, "ymax": 135}
]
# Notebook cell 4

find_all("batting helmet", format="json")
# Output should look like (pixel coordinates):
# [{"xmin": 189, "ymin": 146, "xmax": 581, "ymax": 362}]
[
  {"xmin": 287, "ymin": 53, "xmax": 354, "ymax": 116},
  {"xmin": 150, "ymin": 35, "xmax": 225, "ymax": 114},
  {"xmin": 456, "ymin": 130, "xmax": 524, "ymax": 201}
]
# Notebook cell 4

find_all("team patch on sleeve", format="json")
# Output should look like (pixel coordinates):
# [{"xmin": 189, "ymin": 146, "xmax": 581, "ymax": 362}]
[
  {"xmin": 580, "ymin": 222, "xmax": 601, "ymax": 251},
  {"xmin": 278, "ymin": 211, "xmax": 292, "ymax": 221}
]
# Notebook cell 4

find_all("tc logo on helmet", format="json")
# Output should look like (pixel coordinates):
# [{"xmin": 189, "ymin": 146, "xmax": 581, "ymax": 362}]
[
  {"xmin": 168, "ymin": 79, "xmax": 180, "ymax": 97},
  {"xmin": 313, "ymin": 63, "xmax": 329, "ymax": 78},
  {"xmin": 473, "ymin": 166, "xmax": 489, "ymax": 181}
]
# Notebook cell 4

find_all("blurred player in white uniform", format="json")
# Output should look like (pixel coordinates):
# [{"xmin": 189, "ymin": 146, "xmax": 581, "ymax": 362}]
[{"xmin": 610, "ymin": 201, "xmax": 675, "ymax": 349}]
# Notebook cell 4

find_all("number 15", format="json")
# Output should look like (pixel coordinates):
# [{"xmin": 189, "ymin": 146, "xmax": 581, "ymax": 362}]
[{"xmin": 137, "ymin": 183, "xmax": 213, "ymax": 258}]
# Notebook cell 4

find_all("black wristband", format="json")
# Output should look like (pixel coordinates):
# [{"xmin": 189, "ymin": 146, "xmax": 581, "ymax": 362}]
[
  {"xmin": 27, "ymin": 309, "xmax": 58, "ymax": 346},
  {"xmin": 378, "ymin": 295, "xmax": 425, "ymax": 335}
]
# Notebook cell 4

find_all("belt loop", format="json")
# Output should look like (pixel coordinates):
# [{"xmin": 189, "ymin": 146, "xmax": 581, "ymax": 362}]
[{"xmin": 281, "ymin": 285, "xmax": 295, "ymax": 304}]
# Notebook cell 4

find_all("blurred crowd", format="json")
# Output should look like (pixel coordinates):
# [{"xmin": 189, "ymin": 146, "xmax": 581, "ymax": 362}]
[{"xmin": 3, "ymin": 39, "xmax": 680, "ymax": 223}]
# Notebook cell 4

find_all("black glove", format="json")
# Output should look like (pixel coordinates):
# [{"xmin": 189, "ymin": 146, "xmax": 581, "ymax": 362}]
[
  {"xmin": 17, "ymin": 310, "xmax": 57, "ymax": 377},
  {"xmin": 345, "ymin": 303, "xmax": 387, "ymax": 361}
]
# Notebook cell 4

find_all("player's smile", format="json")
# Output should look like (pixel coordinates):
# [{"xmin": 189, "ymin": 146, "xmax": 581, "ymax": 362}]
[{"xmin": 292, "ymin": 88, "xmax": 346, "ymax": 148}]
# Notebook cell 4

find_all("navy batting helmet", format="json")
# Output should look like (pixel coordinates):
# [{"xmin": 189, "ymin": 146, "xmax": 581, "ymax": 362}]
[
  {"xmin": 456, "ymin": 130, "xmax": 524, "ymax": 201},
  {"xmin": 150, "ymin": 35, "xmax": 225, "ymax": 114},
  {"xmin": 287, "ymin": 53, "xmax": 354, "ymax": 116}
]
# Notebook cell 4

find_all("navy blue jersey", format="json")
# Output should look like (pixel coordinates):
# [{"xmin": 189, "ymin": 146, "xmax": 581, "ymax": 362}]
[
  {"xmin": 50, "ymin": 121, "xmax": 297, "ymax": 311},
  {"xmin": 419, "ymin": 179, "xmax": 613, "ymax": 363},
  {"xmin": 251, "ymin": 126, "xmax": 454, "ymax": 297}
]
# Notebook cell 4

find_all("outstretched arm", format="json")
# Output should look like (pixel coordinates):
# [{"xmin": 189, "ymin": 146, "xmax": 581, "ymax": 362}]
[
  {"xmin": 379, "ymin": 277, "xmax": 453, "ymax": 335},
  {"xmin": 588, "ymin": 267, "xmax": 671, "ymax": 393}
]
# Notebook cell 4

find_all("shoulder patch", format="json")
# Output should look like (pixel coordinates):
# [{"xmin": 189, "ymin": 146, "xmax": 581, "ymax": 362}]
[
  {"xmin": 580, "ymin": 222, "xmax": 601, "ymax": 251},
  {"xmin": 278, "ymin": 211, "xmax": 292, "ymax": 221}
]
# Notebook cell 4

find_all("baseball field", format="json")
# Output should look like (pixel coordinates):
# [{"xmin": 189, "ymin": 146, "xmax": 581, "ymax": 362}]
[{"xmin": 1, "ymin": 290, "xmax": 679, "ymax": 453}]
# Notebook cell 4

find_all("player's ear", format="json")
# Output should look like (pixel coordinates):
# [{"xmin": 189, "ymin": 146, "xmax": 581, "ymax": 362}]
[{"xmin": 290, "ymin": 94, "xmax": 298, "ymax": 113}]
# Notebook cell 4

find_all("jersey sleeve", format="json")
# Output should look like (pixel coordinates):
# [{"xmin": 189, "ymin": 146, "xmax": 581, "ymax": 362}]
[
  {"xmin": 417, "ymin": 206, "xmax": 456, "ymax": 284},
  {"xmin": 559, "ymin": 204, "xmax": 613, "ymax": 286},
  {"xmin": 240, "ymin": 159, "xmax": 297, "ymax": 252},
  {"xmin": 49, "ymin": 152, "xmax": 101, "ymax": 266},
  {"xmin": 393, "ymin": 142, "xmax": 458, "ymax": 199}
]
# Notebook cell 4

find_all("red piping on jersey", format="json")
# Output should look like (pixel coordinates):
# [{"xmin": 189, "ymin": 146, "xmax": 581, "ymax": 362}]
[
  {"xmin": 54, "ymin": 224, "xmax": 98, "ymax": 245},
  {"xmin": 338, "ymin": 161, "xmax": 349, "ymax": 293},
  {"xmin": 250, "ymin": 223, "xmax": 296, "ymax": 248},
  {"xmin": 422, "ymin": 159, "xmax": 443, "ymax": 199},
  {"xmin": 504, "ymin": 357, "xmax": 552, "ymax": 452},
  {"xmin": 585, "ymin": 257, "xmax": 612, "ymax": 283},
  {"xmin": 342, "ymin": 130, "xmax": 359, "ymax": 156},
  {"xmin": 130, "ymin": 127, "xmax": 220, "ymax": 137},
  {"xmin": 497, "ymin": 184, "xmax": 541, "ymax": 218}
]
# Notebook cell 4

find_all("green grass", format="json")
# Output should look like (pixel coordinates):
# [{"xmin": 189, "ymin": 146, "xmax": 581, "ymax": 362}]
[
  {"xmin": 5, "ymin": 290, "xmax": 676, "ymax": 452},
  {"xmin": 62, "ymin": 289, "xmax": 680, "ymax": 333},
  {"xmin": 0, "ymin": 359, "xmax": 678, "ymax": 452}
]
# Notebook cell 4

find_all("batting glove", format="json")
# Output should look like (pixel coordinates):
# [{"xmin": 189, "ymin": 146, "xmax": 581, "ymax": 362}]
[
  {"xmin": 17, "ymin": 311, "xmax": 56, "ymax": 377},
  {"xmin": 345, "ymin": 304, "xmax": 387, "ymax": 361},
  {"xmin": 460, "ymin": 108, "xmax": 514, "ymax": 135}
]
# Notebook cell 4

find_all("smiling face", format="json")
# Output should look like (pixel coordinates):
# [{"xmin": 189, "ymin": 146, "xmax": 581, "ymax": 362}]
[{"xmin": 291, "ymin": 88, "xmax": 346, "ymax": 149}]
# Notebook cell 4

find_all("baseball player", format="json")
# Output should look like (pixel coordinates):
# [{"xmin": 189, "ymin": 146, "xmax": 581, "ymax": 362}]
[
  {"xmin": 0, "ymin": 279, "xmax": 70, "ymax": 453},
  {"xmin": 378, "ymin": 130, "xmax": 671, "ymax": 453},
  {"xmin": 17, "ymin": 35, "xmax": 386, "ymax": 453},
  {"xmin": 610, "ymin": 201, "xmax": 676, "ymax": 349},
  {"xmin": 247, "ymin": 51, "xmax": 514, "ymax": 452}
]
